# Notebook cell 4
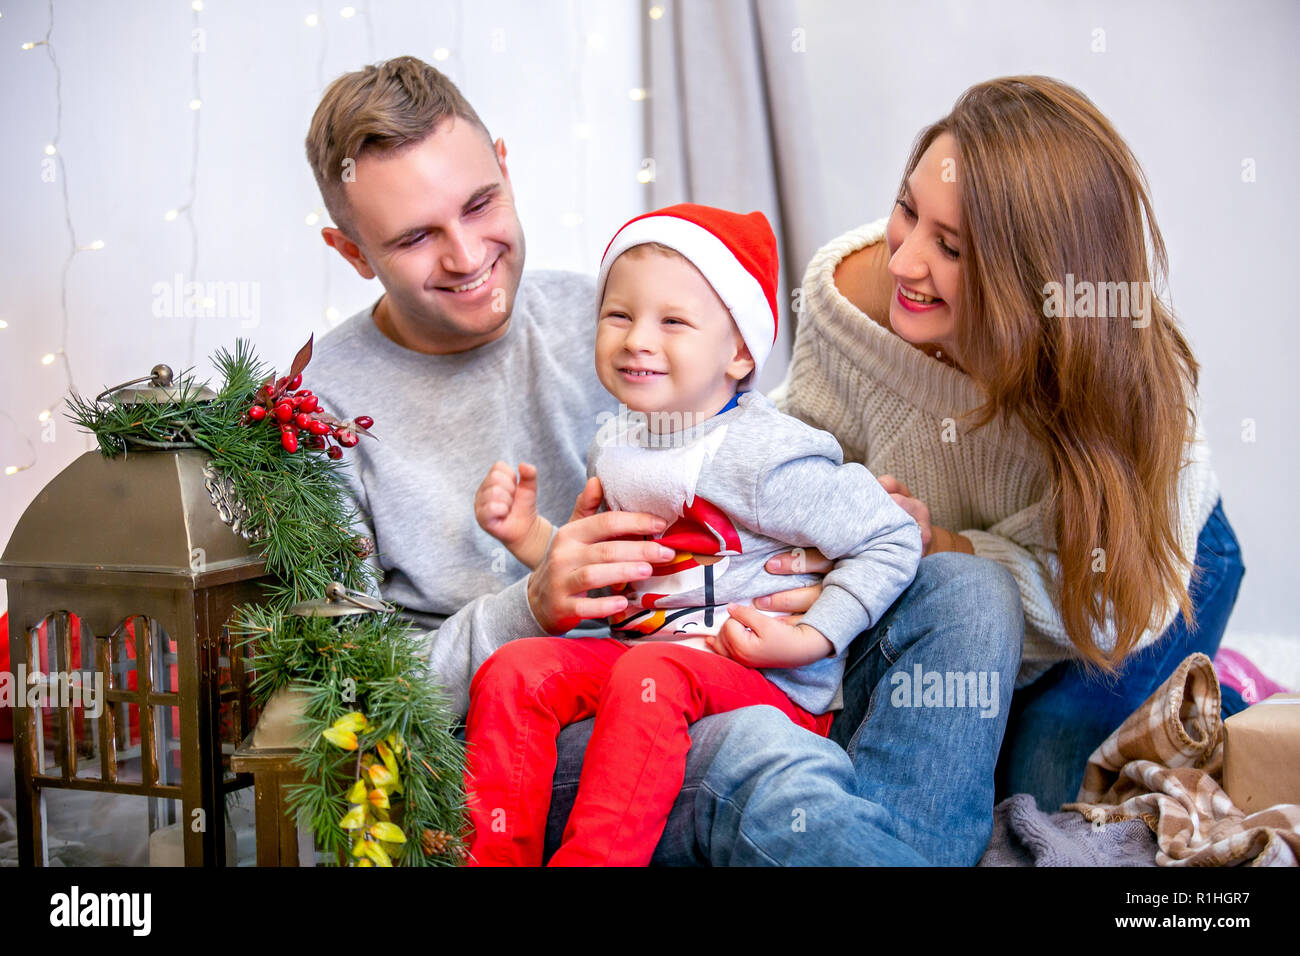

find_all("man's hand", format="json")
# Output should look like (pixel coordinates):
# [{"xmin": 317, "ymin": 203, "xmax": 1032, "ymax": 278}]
[
  {"xmin": 705, "ymin": 603, "xmax": 834, "ymax": 669},
  {"xmin": 475, "ymin": 461, "xmax": 553, "ymax": 569},
  {"xmin": 753, "ymin": 547, "xmax": 833, "ymax": 623},
  {"xmin": 526, "ymin": 477, "xmax": 673, "ymax": 635}
]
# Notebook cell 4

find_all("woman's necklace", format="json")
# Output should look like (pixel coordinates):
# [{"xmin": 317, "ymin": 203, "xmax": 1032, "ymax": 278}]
[{"xmin": 921, "ymin": 342, "xmax": 962, "ymax": 372}]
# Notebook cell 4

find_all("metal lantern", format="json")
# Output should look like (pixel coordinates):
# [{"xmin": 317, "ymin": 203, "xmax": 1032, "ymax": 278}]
[{"xmin": 0, "ymin": 365, "xmax": 273, "ymax": 866}]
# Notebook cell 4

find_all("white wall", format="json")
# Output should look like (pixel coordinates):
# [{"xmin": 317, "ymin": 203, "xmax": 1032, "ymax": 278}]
[{"xmin": 792, "ymin": 0, "xmax": 1299, "ymax": 651}]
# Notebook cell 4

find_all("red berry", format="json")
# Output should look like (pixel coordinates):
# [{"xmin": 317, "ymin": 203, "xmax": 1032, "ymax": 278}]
[
  {"xmin": 280, "ymin": 430, "xmax": 298, "ymax": 453},
  {"xmin": 354, "ymin": 415, "xmax": 374, "ymax": 430},
  {"xmin": 274, "ymin": 402, "xmax": 293, "ymax": 423},
  {"xmin": 294, "ymin": 412, "xmax": 311, "ymax": 429},
  {"xmin": 327, "ymin": 445, "xmax": 343, "ymax": 460},
  {"xmin": 307, "ymin": 420, "xmax": 330, "ymax": 436},
  {"xmin": 288, "ymin": 373, "xmax": 303, "ymax": 391},
  {"xmin": 291, "ymin": 395, "xmax": 304, "ymax": 408},
  {"xmin": 338, "ymin": 431, "xmax": 359, "ymax": 448},
  {"xmin": 307, "ymin": 434, "xmax": 326, "ymax": 450},
  {"xmin": 247, "ymin": 405, "xmax": 267, "ymax": 421},
  {"xmin": 299, "ymin": 395, "xmax": 319, "ymax": 413}
]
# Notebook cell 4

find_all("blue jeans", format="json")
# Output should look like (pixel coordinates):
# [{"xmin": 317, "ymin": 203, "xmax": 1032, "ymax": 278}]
[
  {"xmin": 994, "ymin": 498, "xmax": 1246, "ymax": 810},
  {"xmin": 544, "ymin": 552, "xmax": 1024, "ymax": 865}
]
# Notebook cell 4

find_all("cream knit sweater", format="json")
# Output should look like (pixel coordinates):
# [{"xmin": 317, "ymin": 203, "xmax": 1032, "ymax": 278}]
[{"xmin": 771, "ymin": 219, "xmax": 1221, "ymax": 687}]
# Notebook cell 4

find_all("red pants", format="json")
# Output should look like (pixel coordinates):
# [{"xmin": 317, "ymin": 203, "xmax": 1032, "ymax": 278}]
[{"xmin": 464, "ymin": 636, "xmax": 833, "ymax": 866}]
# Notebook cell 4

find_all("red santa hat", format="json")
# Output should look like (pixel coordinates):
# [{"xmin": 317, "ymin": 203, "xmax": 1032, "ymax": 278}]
[{"xmin": 596, "ymin": 203, "xmax": 779, "ymax": 384}]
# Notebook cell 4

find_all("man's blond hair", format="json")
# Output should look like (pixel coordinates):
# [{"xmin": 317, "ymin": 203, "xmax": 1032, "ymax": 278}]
[{"xmin": 305, "ymin": 55, "xmax": 490, "ymax": 238}]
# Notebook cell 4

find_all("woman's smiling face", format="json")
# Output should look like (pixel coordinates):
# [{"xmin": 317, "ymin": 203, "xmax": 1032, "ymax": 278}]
[{"xmin": 885, "ymin": 131, "xmax": 964, "ymax": 357}]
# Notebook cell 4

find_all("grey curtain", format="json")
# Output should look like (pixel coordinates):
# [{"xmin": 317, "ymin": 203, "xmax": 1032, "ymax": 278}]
[{"xmin": 642, "ymin": 0, "xmax": 827, "ymax": 391}]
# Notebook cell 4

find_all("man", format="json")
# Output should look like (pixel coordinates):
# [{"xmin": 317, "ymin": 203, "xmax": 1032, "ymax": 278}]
[{"xmin": 304, "ymin": 56, "xmax": 1021, "ymax": 866}]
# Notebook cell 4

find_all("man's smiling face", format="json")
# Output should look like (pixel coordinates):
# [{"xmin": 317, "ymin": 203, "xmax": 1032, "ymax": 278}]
[{"xmin": 339, "ymin": 117, "xmax": 526, "ymax": 353}]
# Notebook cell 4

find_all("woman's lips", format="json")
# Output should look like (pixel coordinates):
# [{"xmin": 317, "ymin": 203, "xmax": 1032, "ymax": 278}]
[{"xmin": 896, "ymin": 285, "xmax": 945, "ymax": 312}]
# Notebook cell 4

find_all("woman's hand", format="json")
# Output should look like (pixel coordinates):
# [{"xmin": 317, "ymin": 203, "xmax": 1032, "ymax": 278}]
[
  {"xmin": 877, "ymin": 474, "xmax": 972, "ymax": 556},
  {"xmin": 705, "ymin": 603, "xmax": 834, "ymax": 669},
  {"xmin": 754, "ymin": 547, "xmax": 833, "ymax": 624}
]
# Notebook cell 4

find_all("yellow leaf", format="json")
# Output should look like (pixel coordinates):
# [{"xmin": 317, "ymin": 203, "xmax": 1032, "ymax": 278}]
[
  {"xmin": 346, "ymin": 779, "xmax": 368, "ymax": 803},
  {"xmin": 369, "ymin": 822, "xmax": 406, "ymax": 844},
  {"xmin": 363, "ymin": 841, "xmax": 392, "ymax": 867},
  {"xmin": 367, "ymin": 763, "xmax": 394, "ymax": 789},
  {"xmin": 351, "ymin": 838, "xmax": 368, "ymax": 857},
  {"xmin": 367, "ymin": 787, "xmax": 390, "ymax": 810},
  {"xmin": 332, "ymin": 711, "xmax": 367, "ymax": 733},
  {"xmin": 377, "ymin": 741, "xmax": 400, "ymax": 780},
  {"xmin": 339, "ymin": 805, "xmax": 367, "ymax": 830},
  {"xmin": 386, "ymin": 732, "xmax": 404, "ymax": 755},
  {"xmin": 355, "ymin": 858, "xmax": 373, "ymax": 867},
  {"xmin": 322, "ymin": 727, "xmax": 357, "ymax": 750}
]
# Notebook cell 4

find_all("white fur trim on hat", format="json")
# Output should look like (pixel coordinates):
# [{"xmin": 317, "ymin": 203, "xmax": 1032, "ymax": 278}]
[{"xmin": 596, "ymin": 215, "xmax": 775, "ymax": 380}]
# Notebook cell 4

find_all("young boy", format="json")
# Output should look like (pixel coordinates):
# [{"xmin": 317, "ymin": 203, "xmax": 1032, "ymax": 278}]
[{"xmin": 465, "ymin": 204, "xmax": 922, "ymax": 866}]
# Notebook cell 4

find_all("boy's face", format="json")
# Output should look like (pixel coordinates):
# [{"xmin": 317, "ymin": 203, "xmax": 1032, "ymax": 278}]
[{"xmin": 596, "ymin": 247, "xmax": 754, "ymax": 427}]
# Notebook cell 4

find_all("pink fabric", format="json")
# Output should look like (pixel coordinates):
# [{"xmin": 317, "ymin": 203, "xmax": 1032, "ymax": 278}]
[{"xmin": 1214, "ymin": 648, "xmax": 1287, "ymax": 704}]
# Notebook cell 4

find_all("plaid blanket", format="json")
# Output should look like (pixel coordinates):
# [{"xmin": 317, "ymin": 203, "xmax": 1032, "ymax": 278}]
[{"xmin": 1062, "ymin": 652, "xmax": 1300, "ymax": 867}]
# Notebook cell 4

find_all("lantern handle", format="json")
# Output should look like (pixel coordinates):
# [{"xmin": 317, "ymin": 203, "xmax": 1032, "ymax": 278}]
[
  {"xmin": 324, "ymin": 581, "xmax": 395, "ymax": 614},
  {"xmin": 95, "ymin": 364, "xmax": 175, "ymax": 404}
]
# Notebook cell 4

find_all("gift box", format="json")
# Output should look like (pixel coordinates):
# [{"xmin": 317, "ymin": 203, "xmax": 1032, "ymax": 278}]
[{"xmin": 1222, "ymin": 693, "xmax": 1300, "ymax": 812}]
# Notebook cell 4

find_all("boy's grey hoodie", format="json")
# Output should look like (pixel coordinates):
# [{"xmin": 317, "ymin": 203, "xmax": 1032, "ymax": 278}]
[{"xmin": 588, "ymin": 390, "xmax": 922, "ymax": 714}]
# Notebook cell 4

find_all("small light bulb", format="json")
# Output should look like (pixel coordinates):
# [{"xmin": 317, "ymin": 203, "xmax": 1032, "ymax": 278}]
[
  {"xmin": 189, "ymin": 98, "xmax": 202, "ymax": 110},
  {"xmin": 44, "ymin": 144, "xmax": 56, "ymax": 156},
  {"xmin": 305, "ymin": 13, "xmax": 319, "ymax": 26},
  {"xmin": 305, "ymin": 210, "xmax": 321, "ymax": 225},
  {"xmin": 192, "ymin": 0, "xmax": 204, "ymax": 10},
  {"xmin": 22, "ymin": 41, "xmax": 36, "ymax": 51},
  {"xmin": 325, "ymin": 306, "xmax": 340, "ymax": 322},
  {"xmin": 628, "ymin": 88, "xmax": 647, "ymax": 101},
  {"xmin": 4, "ymin": 466, "xmax": 20, "ymax": 477},
  {"xmin": 164, "ymin": 208, "xmax": 179, "ymax": 221},
  {"xmin": 38, "ymin": 409, "xmax": 50, "ymax": 423},
  {"xmin": 636, "ymin": 169, "xmax": 654, "ymax": 184},
  {"xmin": 340, "ymin": 6, "xmax": 356, "ymax": 18},
  {"xmin": 433, "ymin": 47, "xmax": 450, "ymax": 61},
  {"xmin": 40, "ymin": 353, "xmax": 56, "ymax": 366},
  {"xmin": 649, "ymin": 5, "xmax": 665, "ymax": 20},
  {"xmin": 0, "ymin": 319, "xmax": 8, "ymax": 329},
  {"xmin": 87, "ymin": 239, "xmax": 105, "ymax": 250}
]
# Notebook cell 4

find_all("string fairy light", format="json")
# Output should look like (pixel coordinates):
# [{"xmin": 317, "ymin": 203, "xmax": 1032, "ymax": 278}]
[
  {"xmin": 565, "ymin": 0, "xmax": 594, "ymax": 266},
  {"xmin": 312, "ymin": 1, "xmax": 378, "ymax": 327},
  {"xmin": 166, "ymin": 0, "xmax": 206, "ymax": 367},
  {"xmin": 308, "ymin": 9, "xmax": 338, "ymax": 324},
  {"xmin": 8, "ymin": 0, "xmax": 84, "ymax": 479}
]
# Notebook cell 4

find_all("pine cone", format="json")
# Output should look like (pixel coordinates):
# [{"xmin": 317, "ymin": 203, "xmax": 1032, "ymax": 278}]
[
  {"xmin": 353, "ymin": 535, "xmax": 375, "ymax": 559},
  {"xmin": 422, "ymin": 828, "xmax": 451, "ymax": 857}
]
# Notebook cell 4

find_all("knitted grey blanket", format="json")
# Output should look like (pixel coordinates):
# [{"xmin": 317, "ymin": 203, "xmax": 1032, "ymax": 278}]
[{"xmin": 978, "ymin": 793, "xmax": 1158, "ymax": 867}]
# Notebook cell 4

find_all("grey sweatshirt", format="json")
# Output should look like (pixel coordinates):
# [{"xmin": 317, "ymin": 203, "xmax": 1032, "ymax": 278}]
[
  {"xmin": 307, "ymin": 271, "xmax": 615, "ymax": 717},
  {"xmin": 588, "ymin": 391, "xmax": 922, "ymax": 714}
]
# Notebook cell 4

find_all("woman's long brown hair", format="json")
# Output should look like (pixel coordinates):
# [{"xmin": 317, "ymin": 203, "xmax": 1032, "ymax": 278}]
[{"xmin": 907, "ymin": 76, "xmax": 1200, "ymax": 670}]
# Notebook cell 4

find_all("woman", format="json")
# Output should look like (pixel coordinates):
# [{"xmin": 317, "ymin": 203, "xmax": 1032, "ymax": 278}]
[{"xmin": 781, "ymin": 74, "xmax": 1246, "ymax": 810}]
